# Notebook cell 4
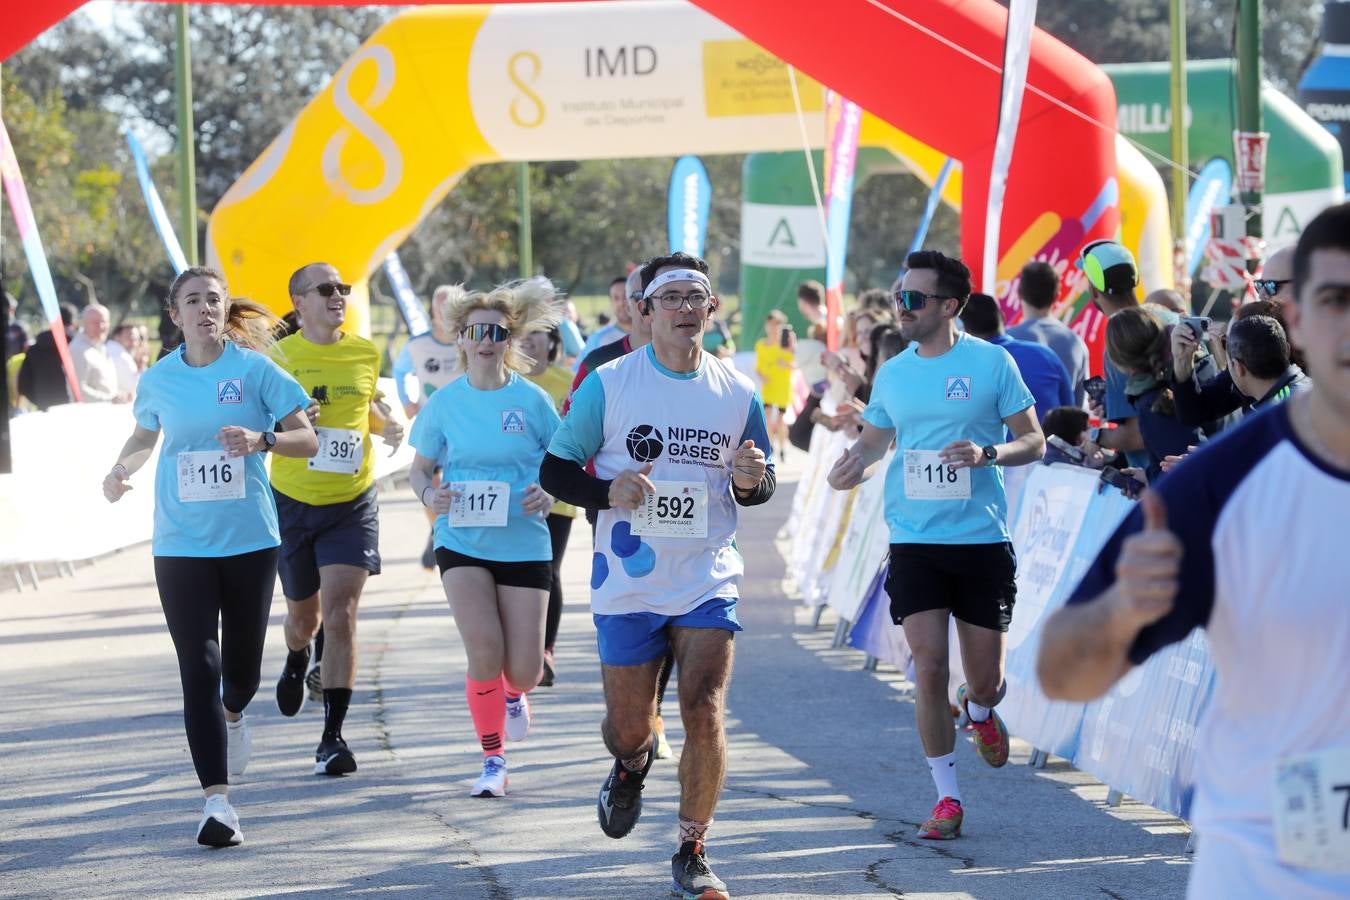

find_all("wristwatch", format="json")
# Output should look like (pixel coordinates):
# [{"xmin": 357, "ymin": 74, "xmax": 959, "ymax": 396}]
[
  {"xmin": 261, "ymin": 431, "xmax": 277, "ymax": 453},
  {"xmin": 981, "ymin": 444, "xmax": 998, "ymax": 465}
]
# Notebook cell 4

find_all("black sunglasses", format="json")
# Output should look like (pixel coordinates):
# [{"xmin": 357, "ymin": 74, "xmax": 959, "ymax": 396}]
[
  {"xmin": 309, "ymin": 282, "xmax": 352, "ymax": 298},
  {"xmin": 893, "ymin": 289, "xmax": 953, "ymax": 311},
  {"xmin": 1253, "ymin": 279, "xmax": 1290, "ymax": 299}
]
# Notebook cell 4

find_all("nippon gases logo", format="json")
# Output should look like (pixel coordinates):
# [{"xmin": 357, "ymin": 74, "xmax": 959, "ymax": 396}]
[{"xmin": 625, "ymin": 424, "xmax": 732, "ymax": 464}]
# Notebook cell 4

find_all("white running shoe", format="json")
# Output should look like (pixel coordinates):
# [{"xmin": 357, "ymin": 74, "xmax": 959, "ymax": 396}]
[
  {"xmin": 196, "ymin": 794, "xmax": 243, "ymax": 847},
  {"xmin": 471, "ymin": 755, "xmax": 508, "ymax": 797},
  {"xmin": 226, "ymin": 715, "xmax": 251, "ymax": 777},
  {"xmin": 504, "ymin": 694, "xmax": 531, "ymax": 742}
]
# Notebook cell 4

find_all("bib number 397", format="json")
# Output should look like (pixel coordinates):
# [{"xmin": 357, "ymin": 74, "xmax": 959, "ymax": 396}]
[
  {"xmin": 631, "ymin": 481, "xmax": 707, "ymax": 539},
  {"xmin": 903, "ymin": 449, "xmax": 972, "ymax": 500},
  {"xmin": 1273, "ymin": 747, "xmax": 1350, "ymax": 873},
  {"xmin": 177, "ymin": 450, "xmax": 245, "ymax": 502},
  {"xmin": 309, "ymin": 427, "xmax": 363, "ymax": 475},
  {"xmin": 449, "ymin": 481, "xmax": 509, "ymax": 528}
]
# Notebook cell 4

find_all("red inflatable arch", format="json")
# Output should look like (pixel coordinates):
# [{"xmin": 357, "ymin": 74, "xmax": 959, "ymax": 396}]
[{"xmin": 6, "ymin": 0, "xmax": 1119, "ymax": 306}]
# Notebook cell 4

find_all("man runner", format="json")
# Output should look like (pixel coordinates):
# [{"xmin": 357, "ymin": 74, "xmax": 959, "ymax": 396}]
[
  {"xmin": 1039, "ymin": 202, "xmax": 1350, "ymax": 899},
  {"xmin": 541, "ymin": 254, "xmax": 775, "ymax": 900},
  {"xmin": 271, "ymin": 262, "xmax": 403, "ymax": 776},
  {"xmin": 827, "ymin": 250, "xmax": 1044, "ymax": 840}
]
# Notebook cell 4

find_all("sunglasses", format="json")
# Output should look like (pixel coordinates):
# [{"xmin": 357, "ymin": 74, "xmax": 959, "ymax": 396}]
[
  {"xmin": 1253, "ymin": 279, "xmax": 1290, "ymax": 299},
  {"xmin": 460, "ymin": 322, "xmax": 511, "ymax": 343},
  {"xmin": 893, "ymin": 289, "xmax": 953, "ymax": 311},
  {"xmin": 309, "ymin": 282, "xmax": 352, "ymax": 298}
]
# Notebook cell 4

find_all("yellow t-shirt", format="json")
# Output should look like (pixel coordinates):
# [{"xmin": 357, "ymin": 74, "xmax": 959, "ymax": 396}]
[
  {"xmin": 526, "ymin": 365, "xmax": 579, "ymax": 518},
  {"xmin": 7, "ymin": 353, "xmax": 26, "ymax": 410},
  {"xmin": 269, "ymin": 332, "xmax": 382, "ymax": 506},
  {"xmin": 755, "ymin": 338, "xmax": 794, "ymax": 408}
]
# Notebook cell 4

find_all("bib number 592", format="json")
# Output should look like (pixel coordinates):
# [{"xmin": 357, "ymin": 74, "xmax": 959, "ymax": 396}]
[{"xmin": 655, "ymin": 495, "xmax": 695, "ymax": 520}]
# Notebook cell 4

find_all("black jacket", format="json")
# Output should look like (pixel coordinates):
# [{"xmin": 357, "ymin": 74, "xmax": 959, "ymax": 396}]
[{"xmin": 16, "ymin": 328, "xmax": 74, "ymax": 410}]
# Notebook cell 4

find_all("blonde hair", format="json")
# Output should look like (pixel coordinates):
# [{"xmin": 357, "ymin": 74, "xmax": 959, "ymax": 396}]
[
  {"xmin": 166, "ymin": 265, "xmax": 283, "ymax": 353},
  {"xmin": 443, "ymin": 279, "xmax": 561, "ymax": 373}
]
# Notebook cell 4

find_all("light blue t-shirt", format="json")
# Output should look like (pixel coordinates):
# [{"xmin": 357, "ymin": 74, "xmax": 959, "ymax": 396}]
[
  {"xmin": 134, "ymin": 341, "xmax": 310, "ymax": 558},
  {"xmin": 410, "ymin": 371, "xmax": 561, "ymax": 562},
  {"xmin": 862, "ymin": 332, "xmax": 1035, "ymax": 545}
]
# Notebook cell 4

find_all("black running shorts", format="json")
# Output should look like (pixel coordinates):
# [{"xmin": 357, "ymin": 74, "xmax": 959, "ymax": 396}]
[
  {"xmin": 274, "ymin": 485, "xmax": 381, "ymax": 600},
  {"xmin": 434, "ymin": 548, "xmax": 553, "ymax": 592},
  {"xmin": 885, "ymin": 542, "xmax": 1017, "ymax": 632}
]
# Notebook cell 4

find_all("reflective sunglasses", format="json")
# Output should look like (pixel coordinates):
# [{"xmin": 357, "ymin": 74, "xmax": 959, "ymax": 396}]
[
  {"xmin": 893, "ymin": 289, "xmax": 952, "ymax": 311},
  {"xmin": 650, "ymin": 291, "xmax": 712, "ymax": 311},
  {"xmin": 1253, "ymin": 279, "xmax": 1290, "ymax": 300},
  {"xmin": 460, "ymin": 322, "xmax": 511, "ymax": 343},
  {"xmin": 309, "ymin": 282, "xmax": 352, "ymax": 298}
]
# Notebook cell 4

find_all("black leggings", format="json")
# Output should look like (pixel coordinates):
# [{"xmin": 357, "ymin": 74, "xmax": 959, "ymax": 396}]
[
  {"xmin": 544, "ymin": 513, "xmax": 573, "ymax": 652},
  {"xmin": 154, "ymin": 548, "xmax": 279, "ymax": 789}
]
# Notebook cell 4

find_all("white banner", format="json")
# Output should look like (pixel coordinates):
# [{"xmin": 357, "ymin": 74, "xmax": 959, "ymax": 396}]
[
  {"xmin": 1, "ymin": 379, "xmax": 414, "ymax": 565},
  {"xmin": 740, "ymin": 202, "xmax": 827, "ymax": 268},
  {"xmin": 982, "ymin": 0, "xmax": 1039, "ymax": 292}
]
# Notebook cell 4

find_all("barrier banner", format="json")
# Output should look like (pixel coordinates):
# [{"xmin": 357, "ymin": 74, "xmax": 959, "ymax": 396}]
[
  {"xmin": 381, "ymin": 251, "xmax": 431, "ymax": 337},
  {"xmin": 1075, "ymin": 626, "xmax": 1214, "ymax": 820},
  {"xmin": 845, "ymin": 560, "xmax": 911, "ymax": 672},
  {"xmin": 823, "ymin": 450, "xmax": 891, "ymax": 622},
  {"xmin": 1000, "ymin": 464, "xmax": 1110, "ymax": 759},
  {"xmin": 822, "ymin": 91, "xmax": 862, "ymax": 351},
  {"xmin": 1, "ymin": 379, "xmax": 414, "ymax": 565},
  {"xmin": 1, "ymin": 118, "xmax": 82, "ymax": 401},
  {"xmin": 124, "ymin": 128, "xmax": 189, "ymax": 275},
  {"xmin": 667, "ymin": 156, "xmax": 712, "ymax": 258}
]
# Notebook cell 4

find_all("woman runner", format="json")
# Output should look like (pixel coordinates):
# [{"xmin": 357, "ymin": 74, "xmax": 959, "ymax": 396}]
[
  {"xmin": 102, "ymin": 266, "xmax": 317, "ymax": 846},
  {"xmin": 408, "ymin": 281, "xmax": 561, "ymax": 797}
]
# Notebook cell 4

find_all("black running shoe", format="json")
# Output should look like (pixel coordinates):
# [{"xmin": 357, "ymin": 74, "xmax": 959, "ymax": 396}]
[
  {"xmin": 670, "ymin": 840, "xmax": 729, "ymax": 899},
  {"xmin": 305, "ymin": 664, "xmax": 323, "ymax": 702},
  {"xmin": 597, "ymin": 748, "xmax": 654, "ymax": 839},
  {"xmin": 314, "ymin": 734, "xmax": 357, "ymax": 776},
  {"xmin": 276, "ymin": 647, "xmax": 310, "ymax": 717}
]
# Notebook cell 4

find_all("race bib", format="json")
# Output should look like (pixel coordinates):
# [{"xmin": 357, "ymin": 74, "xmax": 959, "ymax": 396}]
[
  {"xmin": 309, "ymin": 427, "xmax": 363, "ymax": 475},
  {"xmin": 903, "ymin": 449, "xmax": 971, "ymax": 500},
  {"xmin": 1273, "ymin": 747, "xmax": 1350, "ymax": 873},
  {"xmin": 449, "ymin": 481, "xmax": 509, "ymax": 528},
  {"xmin": 177, "ymin": 450, "xmax": 245, "ymax": 502},
  {"xmin": 631, "ymin": 481, "xmax": 708, "ymax": 539}
]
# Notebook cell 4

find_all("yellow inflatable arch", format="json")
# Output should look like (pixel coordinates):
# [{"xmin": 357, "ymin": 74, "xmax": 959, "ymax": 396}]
[{"xmin": 208, "ymin": 1, "xmax": 1170, "ymax": 333}]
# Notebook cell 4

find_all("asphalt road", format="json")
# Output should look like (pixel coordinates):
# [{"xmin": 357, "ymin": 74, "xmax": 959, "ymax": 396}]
[{"xmin": 0, "ymin": 461, "xmax": 1191, "ymax": 899}]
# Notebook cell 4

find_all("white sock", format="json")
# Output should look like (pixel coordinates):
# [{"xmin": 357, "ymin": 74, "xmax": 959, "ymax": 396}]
[
  {"xmin": 926, "ymin": 752, "xmax": 960, "ymax": 802},
  {"xmin": 226, "ymin": 717, "xmax": 244, "ymax": 729},
  {"xmin": 966, "ymin": 699, "xmax": 991, "ymax": 723}
]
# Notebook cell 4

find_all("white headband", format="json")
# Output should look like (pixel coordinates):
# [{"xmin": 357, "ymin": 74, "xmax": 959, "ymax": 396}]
[{"xmin": 643, "ymin": 268, "xmax": 712, "ymax": 300}]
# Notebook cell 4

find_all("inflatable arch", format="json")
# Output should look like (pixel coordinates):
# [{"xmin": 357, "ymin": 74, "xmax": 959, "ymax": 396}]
[{"xmin": 194, "ymin": 0, "xmax": 1131, "ymax": 337}]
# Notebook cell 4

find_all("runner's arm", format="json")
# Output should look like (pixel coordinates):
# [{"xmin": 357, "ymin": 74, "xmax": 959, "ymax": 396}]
[
  {"xmin": 992, "ymin": 405, "xmax": 1046, "ymax": 466},
  {"xmin": 269, "ymin": 406, "xmax": 320, "ymax": 458},
  {"xmin": 540, "ymin": 452, "xmax": 612, "ymax": 510},
  {"xmin": 392, "ymin": 342, "xmax": 418, "ymax": 416},
  {"xmin": 109, "ymin": 425, "xmax": 161, "ymax": 479}
]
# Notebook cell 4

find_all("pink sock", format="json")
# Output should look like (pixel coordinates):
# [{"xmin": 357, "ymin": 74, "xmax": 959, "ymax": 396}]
[
  {"xmin": 465, "ymin": 676, "xmax": 505, "ymax": 758},
  {"xmin": 501, "ymin": 673, "xmax": 521, "ymax": 703}
]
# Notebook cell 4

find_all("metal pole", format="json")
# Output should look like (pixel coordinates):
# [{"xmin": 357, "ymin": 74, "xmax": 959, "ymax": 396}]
[
  {"xmin": 1237, "ymin": 0, "xmax": 1264, "ymax": 248},
  {"xmin": 517, "ymin": 161, "xmax": 532, "ymax": 278},
  {"xmin": 173, "ymin": 6, "xmax": 199, "ymax": 266},
  {"xmin": 1168, "ymin": 0, "xmax": 1190, "ymax": 294}
]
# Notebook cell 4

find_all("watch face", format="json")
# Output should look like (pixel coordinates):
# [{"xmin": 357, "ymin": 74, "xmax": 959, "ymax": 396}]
[{"xmin": 983, "ymin": 445, "xmax": 997, "ymax": 460}]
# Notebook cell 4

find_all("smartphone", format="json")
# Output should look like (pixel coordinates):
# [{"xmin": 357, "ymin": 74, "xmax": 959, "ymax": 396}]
[
  {"xmin": 1100, "ymin": 466, "xmax": 1145, "ymax": 500},
  {"xmin": 1181, "ymin": 316, "xmax": 1212, "ymax": 341},
  {"xmin": 1083, "ymin": 376, "xmax": 1107, "ymax": 407},
  {"xmin": 780, "ymin": 323, "xmax": 795, "ymax": 349},
  {"xmin": 1046, "ymin": 434, "xmax": 1086, "ymax": 463}
]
